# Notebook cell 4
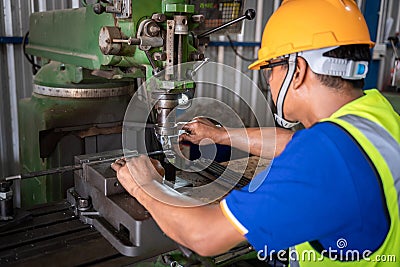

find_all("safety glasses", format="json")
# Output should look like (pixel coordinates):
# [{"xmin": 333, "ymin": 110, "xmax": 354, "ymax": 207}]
[{"xmin": 260, "ymin": 59, "xmax": 288, "ymax": 82}]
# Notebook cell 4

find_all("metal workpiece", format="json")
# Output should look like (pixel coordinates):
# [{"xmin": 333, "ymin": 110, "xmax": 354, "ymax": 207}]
[{"xmin": 68, "ymin": 151, "xmax": 177, "ymax": 257}]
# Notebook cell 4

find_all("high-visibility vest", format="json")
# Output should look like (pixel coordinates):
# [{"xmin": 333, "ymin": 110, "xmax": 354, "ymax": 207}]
[{"xmin": 291, "ymin": 89, "xmax": 400, "ymax": 266}]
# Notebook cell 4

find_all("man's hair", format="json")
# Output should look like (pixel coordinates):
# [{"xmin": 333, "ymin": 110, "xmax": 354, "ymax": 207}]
[{"xmin": 316, "ymin": 44, "xmax": 371, "ymax": 89}]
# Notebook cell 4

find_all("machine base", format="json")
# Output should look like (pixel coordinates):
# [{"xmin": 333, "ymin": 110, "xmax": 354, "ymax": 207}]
[{"xmin": 0, "ymin": 202, "xmax": 154, "ymax": 266}]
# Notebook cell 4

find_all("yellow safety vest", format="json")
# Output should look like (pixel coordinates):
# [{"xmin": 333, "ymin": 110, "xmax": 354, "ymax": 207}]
[{"xmin": 291, "ymin": 89, "xmax": 400, "ymax": 266}]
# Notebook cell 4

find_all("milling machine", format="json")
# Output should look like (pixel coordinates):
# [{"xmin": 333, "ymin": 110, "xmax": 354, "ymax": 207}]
[
  {"xmin": 0, "ymin": 0, "xmax": 262, "ymax": 265},
  {"xmin": 20, "ymin": 0, "xmax": 206, "ymax": 208}
]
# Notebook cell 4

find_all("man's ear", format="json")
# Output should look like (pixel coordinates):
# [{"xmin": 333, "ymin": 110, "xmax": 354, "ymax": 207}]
[{"xmin": 292, "ymin": 57, "xmax": 308, "ymax": 89}]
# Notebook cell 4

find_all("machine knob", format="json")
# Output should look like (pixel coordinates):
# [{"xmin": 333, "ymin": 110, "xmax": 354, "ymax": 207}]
[
  {"xmin": 245, "ymin": 9, "xmax": 256, "ymax": 20},
  {"xmin": 99, "ymin": 26, "xmax": 122, "ymax": 55},
  {"xmin": 93, "ymin": 3, "xmax": 106, "ymax": 15}
]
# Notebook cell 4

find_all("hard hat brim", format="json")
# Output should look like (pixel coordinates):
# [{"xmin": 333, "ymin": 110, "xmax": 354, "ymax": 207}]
[{"xmin": 248, "ymin": 58, "xmax": 264, "ymax": 70}]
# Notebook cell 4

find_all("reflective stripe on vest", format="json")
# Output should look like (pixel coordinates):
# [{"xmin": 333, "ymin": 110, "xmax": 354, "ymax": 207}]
[{"xmin": 340, "ymin": 114, "xmax": 400, "ymax": 216}]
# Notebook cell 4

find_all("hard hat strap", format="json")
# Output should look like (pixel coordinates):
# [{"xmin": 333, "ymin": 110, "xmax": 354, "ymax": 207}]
[{"xmin": 274, "ymin": 53, "xmax": 300, "ymax": 129}]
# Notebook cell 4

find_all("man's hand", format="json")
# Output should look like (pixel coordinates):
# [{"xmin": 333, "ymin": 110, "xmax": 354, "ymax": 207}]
[
  {"xmin": 180, "ymin": 117, "xmax": 227, "ymax": 145},
  {"xmin": 111, "ymin": 154, "xmax": 246, "ymax": 256},
  {"xmin": 111, "ymin": 156, "xmax": 164, "ymax": 197}
]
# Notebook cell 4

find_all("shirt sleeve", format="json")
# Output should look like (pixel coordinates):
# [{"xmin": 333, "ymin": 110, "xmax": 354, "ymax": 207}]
[{"xmin": 220, "ymin": 124, "xmax": 362, "ymax": 252}]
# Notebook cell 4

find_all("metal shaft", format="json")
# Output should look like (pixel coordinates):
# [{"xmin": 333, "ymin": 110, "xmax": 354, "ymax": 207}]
[
  {"xmin": 5, "ymin": 164, "xmax": 83, "ymax": 181},
  {"xmin": 3, "ymin": 150, "xmax": 166, "ymax": 181},
  {"xmin": 177, "ymin": 34, "xmax": 182, "ymax": 80}
]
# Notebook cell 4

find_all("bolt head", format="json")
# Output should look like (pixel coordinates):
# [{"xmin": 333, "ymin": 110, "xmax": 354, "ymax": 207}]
[{"xmin": 78, "ymin": 198, "xmax": 89, "ymax": 208}]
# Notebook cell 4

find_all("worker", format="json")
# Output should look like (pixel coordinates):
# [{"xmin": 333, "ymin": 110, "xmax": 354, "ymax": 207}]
[{"xmin": 112, "ymin": 0, "xmax": 400, "ymax": 265}]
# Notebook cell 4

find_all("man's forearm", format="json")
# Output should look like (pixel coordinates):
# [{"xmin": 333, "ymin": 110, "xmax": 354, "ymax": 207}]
[
  {"xmin": 217, "ymin": 127, "xmax": 294, "ymax": 158},
  {"xmin": 134, "ymin": 181, "xmax": 245, "ymax": 256}
]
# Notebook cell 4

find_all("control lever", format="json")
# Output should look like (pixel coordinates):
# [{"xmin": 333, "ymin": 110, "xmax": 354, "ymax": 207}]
[
  {"xmin": 190, "ymin": 57, "xmax": 209, "ymax": 78},
  {"xmin": 2, "ymin": 150, "xmax": 166, "ymax": 182},
  {"xmin": 197, "ymin": 9, "xmax": 256, "ymax": 39}
]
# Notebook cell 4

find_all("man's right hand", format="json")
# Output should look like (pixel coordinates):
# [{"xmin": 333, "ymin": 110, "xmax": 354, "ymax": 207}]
[{"xmin": 179, "ymin": 117, "xmax": 227, "ymax": 145}]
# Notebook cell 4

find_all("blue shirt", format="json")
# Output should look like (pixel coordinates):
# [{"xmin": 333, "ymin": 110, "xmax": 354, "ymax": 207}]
[{"xmin": 221, "ymin": 122, "xmax": 389, "ymax": 254}]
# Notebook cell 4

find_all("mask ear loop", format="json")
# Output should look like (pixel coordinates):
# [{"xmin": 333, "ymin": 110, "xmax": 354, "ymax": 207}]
[{"xmin": 274, "ymin": 53, "xmax": 300, "ymax": 128}]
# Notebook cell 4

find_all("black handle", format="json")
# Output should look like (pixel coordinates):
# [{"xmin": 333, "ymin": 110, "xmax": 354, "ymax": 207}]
[{"xmin": 197, "ymin": 9, "xmax": 256, "ymax": 39}]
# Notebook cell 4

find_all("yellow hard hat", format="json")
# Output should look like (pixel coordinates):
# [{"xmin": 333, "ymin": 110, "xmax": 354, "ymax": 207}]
[{"xmin": 249, "ymin": 0, "xmax": 375, "ymax": 70}]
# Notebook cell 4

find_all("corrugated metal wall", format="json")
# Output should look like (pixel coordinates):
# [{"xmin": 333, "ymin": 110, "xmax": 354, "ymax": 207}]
[
  {"xmin": 0, "ymin": 0, "xmax": 79, "ymax": 177},
  {"xmin": 0, "ymin": 0, "xmax": 272, "ymax": 177},
  {"xmin": 1, "ymin": 0, "xmax": 32, "ymax": 177}
]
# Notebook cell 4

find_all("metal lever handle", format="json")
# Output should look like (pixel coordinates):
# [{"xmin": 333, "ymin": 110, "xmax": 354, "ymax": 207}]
[
  {"xmin": 2, "ymin": 150, "xmax": 166, "ymax": 181},
  {"xmin": 190, "ymin": 57, "xmax": 209, "ymax": 77},
  {"xmin": 197, "ymin": 9, "xmax": 256, "ymax": 39}
]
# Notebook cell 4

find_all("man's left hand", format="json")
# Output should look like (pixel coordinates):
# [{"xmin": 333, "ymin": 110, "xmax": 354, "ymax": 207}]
[{"xmin": 111, "ymin": 155, "xmax": 164, "ymax": 197}]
